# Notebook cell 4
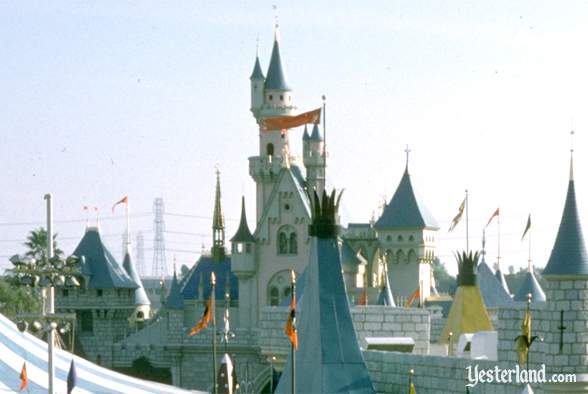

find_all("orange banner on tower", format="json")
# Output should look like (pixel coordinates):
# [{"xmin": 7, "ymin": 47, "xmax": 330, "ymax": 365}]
[{"xmin": 262, "ymin": 108, "xmax": 321, "ymax": 131}]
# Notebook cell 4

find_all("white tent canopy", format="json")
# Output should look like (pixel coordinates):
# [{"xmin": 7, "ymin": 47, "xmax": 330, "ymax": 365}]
[{"xmin": 0, "ymin": 312, "xmax": 202, "ymax": 393}]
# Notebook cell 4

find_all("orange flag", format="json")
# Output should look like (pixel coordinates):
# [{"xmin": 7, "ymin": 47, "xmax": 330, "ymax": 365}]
[
  {"xmin": 19, "ymin": 362, "xmax": 28, "ymax": 391},
  {"xmin": 112, "ymin": 196, "xmax": 128, "ymax": 214},
  {"xmin": 189, "ymin": 296, "xmax": 213, "ymax": 336},
  {"xmin": 405, "ymin": 288, "xmax": 420, "ymax": 307},
  {"xmin": 262, "ymin": 108, "xmax": 321, "ymax": 131},
  {"xmin": 357, "ymin": 286, "xmax": 368, "ymax": 306},
  {"xmin": 485, "ymin": 207, "xmax": 500, "ymax": 227},
  {"xmin": 284, "ymin": 293, "xmax": 298, "ymax": 349}
]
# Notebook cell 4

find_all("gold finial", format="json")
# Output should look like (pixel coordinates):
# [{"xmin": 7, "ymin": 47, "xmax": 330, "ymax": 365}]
[
  {"xmin": 211, "ymin": 272, "xmax": 216, "ymax": 286},
  {"xmin": 291, "ymin": 269, "xmax": 296, "ymax": 285},
  {"xmin": 527, "ymin": 292, "xmax": 532, "ymax": 304},
  {"xmin": 409, "ymin": 369, "xmax": 414, "ymax": 376}
]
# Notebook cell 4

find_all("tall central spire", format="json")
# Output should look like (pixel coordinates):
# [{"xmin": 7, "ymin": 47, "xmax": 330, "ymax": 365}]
[
  {"xmin": 212, "ymin": 167, "xmax": 226, "ymax": 262},
  {"xmin": 264, "ymin": 29, "xmax": 290, "ymax": 91}
]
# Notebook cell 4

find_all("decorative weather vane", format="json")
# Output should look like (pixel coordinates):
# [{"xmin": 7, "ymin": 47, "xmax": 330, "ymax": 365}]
[
  {"xmin": 404, "ymin": 144, "xmax": 411, "ymax": 168},
  {"xmin": 272, "ymin": 5, "xmax": 279, "ymax": 38}
]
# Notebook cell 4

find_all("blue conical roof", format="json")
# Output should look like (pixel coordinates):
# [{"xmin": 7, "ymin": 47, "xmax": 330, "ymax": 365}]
[
  {"xmin": 513, "ymin": 270, "xmax": 546, "ymax": 302},
  {"xmin": 250, "ymin": 55, "xmax": 265, "ymax": 80},
  {"xmin": 377, "ymin": 273, "xmax": 395, "ymax": 307},
  {"xmin": 122, "ymin": 252, "xmax": 151, "ymax": 306},
  {"xmin": 495, "ymin": 268, "xmax": 511, "ymax": 294},
  {"xmin": 165, "ymin": 271, "xmax": 184, "ymax": 310},
  {"xmin": 310, "ymin": 123, "xmax": 323, "ymax": 141},
  {"xmin": 264, "ymin": 38, "xmax": 290, "ymax": 91},
  {"xmin": 73, "ymin": 228, "xmax": 137, "ymax": 289},
  {"xmin": 543, "ymin": 159, "xmax": 588, "ymax": 277},
  {"xmin": 302, "ymin": 125, "xmax": 310, "ymax": 141},
  {"xmin": 276, "ymin": 238, "xmax": 375, "ymax": 393},
  {"xmin": 477, "ymin": 258, "xmax": 512, "ymax": 308},
  {"xmin": 375, "ymin": 168, "xmax": 439, "ymax": 229}
]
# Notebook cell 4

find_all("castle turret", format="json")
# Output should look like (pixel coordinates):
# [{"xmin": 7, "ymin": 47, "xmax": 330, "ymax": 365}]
[
  {"xmin": 375, "ymin": 155, "xmax": 439, "ymax": 302},
  {"xmin": 249, "ymin": 28, "xmax": 297, "ymax": 222},
  {"xmin": 250, "ymin": 53, "xmax": 265, "ymax": 115},
  {"xmin": 212, "ymin": 168, "xmax": 226, "ymax": 262},
  {"xmin": 230, "ymin": 196, "xmax": 256, "ymax": 328},
  {"xmin": 541, "ymin": 152, "xmax": 588, "ymax": 393},
  {"xmin": 303, "ymin": 123, "xmax": 325, "ymax": 195}
]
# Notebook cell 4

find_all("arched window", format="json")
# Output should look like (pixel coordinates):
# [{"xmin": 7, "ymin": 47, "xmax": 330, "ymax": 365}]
[
  {"xmin": 396, "ymin": 250, "xmax": 405, "ymax": 264},
  {"xmin": 270, "ymin": 287, "xmax": 280, "ymax": 306},
  {"xmin": 289, "ymin": 232, "xmax": 298, "ymax": 254},
  {"xmin": 408, "ymin": 249, "xmax": 417, "ymax": 264},
  {"xmin": 267, "ymin": 270, "xmax": 296, "ymax": 306},
  {"xmin": 267, "ymin": 143, "xmax": 274, "ymax": 156},
  {"xmin": 277, "ymin": 226, "xmax": 298, "ymax": 255}
]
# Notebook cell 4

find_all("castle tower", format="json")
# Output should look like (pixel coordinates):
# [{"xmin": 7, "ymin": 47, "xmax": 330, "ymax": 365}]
[
  {"xmin": 374, "ymin": 155, "xmax": 439, "ymax": 302},
  {"xmin": 230, "ymin": 196, "xmax": 256, "ymax": 328},
  {"xmin": 249, "ymin": 27, "xmax": 297, "ymax": 222},
  {"xmin": 212, "ymin": 168, "xmax": 226, "ymax": 262},
  {"xmin": 303, "ymin": 123, "xmax": 325, "ymax": 195},
  {"xmin": 541, "ymin": 153, "xmax": 588, "ymax": 393}
]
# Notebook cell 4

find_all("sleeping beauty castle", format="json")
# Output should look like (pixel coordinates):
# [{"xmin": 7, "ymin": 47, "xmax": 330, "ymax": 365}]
[{"xmin": 49, "ymin": 25, "xmax": 588, "ymax": 393}]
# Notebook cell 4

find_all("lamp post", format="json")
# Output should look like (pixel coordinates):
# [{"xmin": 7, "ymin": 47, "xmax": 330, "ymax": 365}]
[{"xmin": 9, "ymin": 194, "xmax": 82, "ymax": 394}]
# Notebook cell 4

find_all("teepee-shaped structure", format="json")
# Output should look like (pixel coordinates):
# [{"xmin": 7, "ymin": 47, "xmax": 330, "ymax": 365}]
[
  {"xmin": 439, "ymin": 251, "xmax": 494, "ymax": 343},
  {"xmin": 275, "ymin": 190, "xmax": 375, "ymax": 393}
]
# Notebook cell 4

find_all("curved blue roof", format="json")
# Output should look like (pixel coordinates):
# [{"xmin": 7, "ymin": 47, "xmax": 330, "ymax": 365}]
[
  {"xmin": 73, "ymin": 228, "xmax": 138, "ymax": 289},
  {"xmin": 230, "ymin": 197, "xmax": 255, "ymax": 243},
  {"xmin": 250, "ymin": 55, "xmax": 265, "ymax": 80},
  {"xmin": 122, "ymin": 252, "xmax": 151, "ymax": 306},
  {"xmin": 180, "ymin": 256, "xmax": 238, "ymax": 300},
  {"xmin": 264, "ymin": 39, "xmax": 290, "ymax": 91},
  {"xmin": 375, "ymin": 168, "xmax": 439, "ymax": 229},
  {"xmin": 165, "ymin": 272, "xmax": 184, "ymax": 310},
  {"xmin": 543, "ymin": 173, "xmax": 588, "ymax": 277},
  {"xmin": 513, "ymin": 270, "xmax": 546, "ymax": 302}
]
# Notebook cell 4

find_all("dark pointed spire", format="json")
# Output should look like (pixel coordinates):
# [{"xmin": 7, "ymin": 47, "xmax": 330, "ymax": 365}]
[
  {"xmin": 309, "ymin": 123, "xmax": 323, "ymax": 141},
  {"xmin": 264, "ymin": 35, "xmax": 290, "ymax": 91},
  {"xmin": 165, "ymin": 270, "xmax": 184, "ymax": 310},
  {"xmin": 230, "ymin": 197, "xmax": 255, "ymax": 243},
  {"xmin": 543, "ymin": 153, "xmax": 588, "ymax": 278},
  {"xmin": 250, "ymin": 54, "xmax": 265, "ymax": 80},
  {"xmin": 302, "ymin": 125, "xmax": 310, "ymax": 141},
  {"xmin": 212, "ymin": 167, "xmax": 226, "ymax": 262}
]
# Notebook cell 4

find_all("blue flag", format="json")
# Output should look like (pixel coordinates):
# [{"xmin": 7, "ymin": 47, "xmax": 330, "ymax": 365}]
[{"xmin": 67, "ymin": 359, "xmax": 77, "ymax": 394}]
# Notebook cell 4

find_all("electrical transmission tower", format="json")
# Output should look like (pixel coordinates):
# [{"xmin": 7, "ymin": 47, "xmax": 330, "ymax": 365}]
[
  {"xmin": 152, "ymin": 198, "xmax": 168, "ymax": 277},
  {"xmin": 136, "ymin": 232, "xmax": 145, "ymax": 276}
]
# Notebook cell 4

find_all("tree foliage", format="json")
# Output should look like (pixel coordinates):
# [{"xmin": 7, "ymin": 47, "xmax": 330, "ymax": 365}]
[
  {"xmin": 0, "ymin": 277, "xmax": 41, "ymax": 319},
  {"xmin": 432, "ymin": 257, "xmax": 457, "ymax": 295},
  {"xmin": 24, "ymin": 227, "xmax": 63, "ymax": 260}
]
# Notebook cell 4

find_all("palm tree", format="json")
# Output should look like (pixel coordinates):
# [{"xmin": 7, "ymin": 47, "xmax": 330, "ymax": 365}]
[{"xmin": 23, "ymin": 227, "xmax": 63, "ymax": 260}]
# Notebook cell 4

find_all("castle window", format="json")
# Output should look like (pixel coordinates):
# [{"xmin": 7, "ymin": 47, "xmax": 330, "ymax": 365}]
[
  {"xmin": 386, "ymin": 235, "xmax": 391, "ymax": 242},
  {"xmin": 269, "ymin": 94, "xmax": 273, "ymax": 101},
  {"xmin": 62, "ymin": 289, "xmax": 69, "ymax": 297},
  {"xmin": 267, "ymin": 143, "xmax": 274, "ymax": 156},
  {"xmin": 269, "ymin": 287, "xmax": 280, "ymax": 306},
  {"xmin": 245, "ymin": 243, "xmax": 252, "ymax": 254},
  {"xmin": 409, "ymin": 235, "xmax": 414, "ymax": 242},
  {"xmin": 277, "ymin": 225, "xmax": 297, "ymax": 255},
  {"xmin": 408, "ymin": 249, "xmax": 417, "ymax": 264},
  {"xmin": 397, "ymin": 235, "xmax": 404, "ymax": 242},
  {"xmin": 280, "ymin": 94, "xmax": 284, "ymax": 101},
  {"xmin": 236, "ymin": 243, "xmax": 243, "ymax": 254},
  {"xmin": 97, "ymin": 289, "xmax": 103, "ymax": 297},
  {"xmin": 396, "ymin": 250, "xmax": 405, "ymax": 264},
  {"xmin": 80, "ymin": 310, "xmax": 93, "ymax": 333}
]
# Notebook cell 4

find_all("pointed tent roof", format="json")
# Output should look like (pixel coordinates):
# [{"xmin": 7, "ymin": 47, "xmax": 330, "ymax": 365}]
[
  {"xmin": 375, "ymin": 167, "xmax": 439, "ymax": 229},
  {"xmin": 340, "ymin": 240, "xmax": 363, "ymax": 269},
  {"xmin": 122, "ymin": 252, "xmax": 151, "ymax": 306},
  {"xmin": 309, "ymin": 123, "xmax": 323, "ymax": 141},
  {"xmin": 180, "ymin": 255, "xmax": 238, "ymax": 301},
  {"xmin": 230, "ymin": 197, "xmax": 255, "ymax": 243},
  {"xmin": 276, "ymin": 190, "xmax": 375, "ymax": 393},
  {"xmin": 495, "ymin": 268, "xmax": 511, "ymax": 295},
  {"xmin": 513, "ymin": 270, "xmax": 546, "ymax": 302},
  {"xmin": 73, "ymin": 227, "xmax": 137, "ymax": 289},
  {"xmin": 377, "ymin": 273, "xmax": 396, "ymax": 307},
  {"xmin": 477, "ymin": 258, "xmax": 513, "ymax": 308},
  {"xmin": 543, "ymin": 156, "xmax": 588, "ymax": 278},
  {"xmin": 264, "ymin": 37, "xmax": 290, "ymax": 91},
  {"xmin": 250, "ymin": 55, "xmax": 265, "ymax": 80},
  {"xmin": 165, "ymin": 271, "xmax": 184, "ymax": 310},
  {"xmin": 439, "ymin": 251, "xmax": 494, "ymax": 343}
]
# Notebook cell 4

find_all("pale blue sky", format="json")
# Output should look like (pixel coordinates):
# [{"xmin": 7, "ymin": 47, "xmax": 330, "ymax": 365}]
[{"xmin": 1, "ymin": 1, "xmax": 588, "ymax": 275}]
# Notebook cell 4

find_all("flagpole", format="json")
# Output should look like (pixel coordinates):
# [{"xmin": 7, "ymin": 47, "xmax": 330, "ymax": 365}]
[
  {"xmin": 291, "ymin": 270, "xmax": 296, "ymax": 394},
  {"xmin": 322, "ymin": 95, "xmax": 327, "ymax": 189},
  {"xmin": 465, "ymin": 190, "xmax": 469, "ymax": 252},
  {"xmin": 125, "ymin": 200, "xmax": 130, "ymax": 253},
  {"xmin": 211, "ymin": 273, "xmax": 218, "ymax": 394},
  {"xmin": 528, "ymin": 226, "xmax": 532, "ymax": 273},
  {"xmin": 497, "ymin": 209, "xmax": 501, "ymax": 269}
]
